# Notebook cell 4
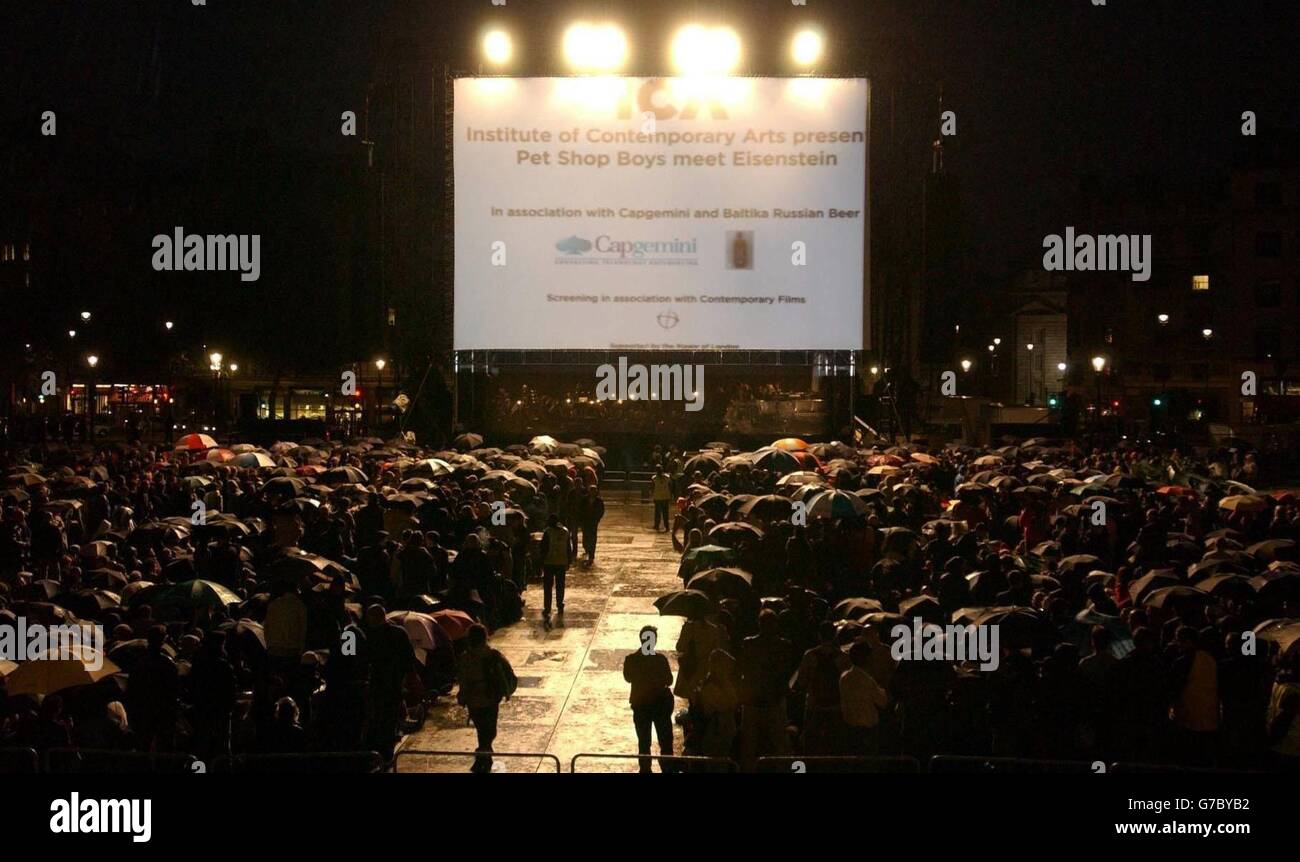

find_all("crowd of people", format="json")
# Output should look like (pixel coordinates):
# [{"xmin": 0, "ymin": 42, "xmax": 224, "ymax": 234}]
[
  {"xmin": 644, "ymin": 437, "xmax": 1300, "ymax": 772},
  {"xmin": 2, "ymin": 426, "xmax": 1299, "ymax": 774},
  {"xmin": 0, "ymin": 431, "xmax": 604, "ymax": 768}
]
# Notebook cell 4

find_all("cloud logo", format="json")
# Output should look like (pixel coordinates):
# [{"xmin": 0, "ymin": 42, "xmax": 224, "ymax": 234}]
[{"xmin": 555, "ymin": 236, "xmax": 593, "ymax": 255}]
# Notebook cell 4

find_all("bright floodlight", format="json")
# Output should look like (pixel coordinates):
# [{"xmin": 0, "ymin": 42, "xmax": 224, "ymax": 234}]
[
  {"xmin": 671, "ymin": 25, "xmax": 741, "ymax": 76},
  {"xmin": 483, "ymin": 30, "xmax": 512, "ymax": 66},
  {"xmin": 209, "ymin": 352, "xmax": 223, "ymax": 370},
  {"xmin": 564, "ymin": 22, "xmax": 627, "ymax": 72},
  {"xmin": 791, "ymin": 30, "xmax": 823, "ymax": 68}
]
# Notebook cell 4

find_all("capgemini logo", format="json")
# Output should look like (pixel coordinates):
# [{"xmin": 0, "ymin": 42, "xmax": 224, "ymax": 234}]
[{"xmin": 556, "ymin": 236, "xmax": 593, "ymax": 256}]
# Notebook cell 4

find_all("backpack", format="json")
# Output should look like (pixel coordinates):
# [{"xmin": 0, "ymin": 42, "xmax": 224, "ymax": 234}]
[{"xmin": 488, "ymin": 651, "xmax": 518, "ymax": 701}]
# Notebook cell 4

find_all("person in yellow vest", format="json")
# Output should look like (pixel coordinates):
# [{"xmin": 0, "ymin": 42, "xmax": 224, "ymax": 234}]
[
  {"xmin": 1266, "ymin": 658, "xmax": 1300, "ymax": 771},
  {"xmin": 538, "ymin": 513, "xmax": 572, "ymax": 625},
  {"xmin": 1170, "ymin": 626, "xmax": 1219, "ymax": 765},
  {"xmin": 652, "ymin": 469, "xmax": 672, "ymax": 532}
]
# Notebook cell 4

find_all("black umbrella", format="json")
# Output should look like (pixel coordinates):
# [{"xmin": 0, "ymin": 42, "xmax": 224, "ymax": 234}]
[
  {"xmin": 686, "ymin": 568, "xmax": 754, "ymax": 601},
  {"xmin": 832, "ymin": 597, "xmax": 884, "ymax": 622},
  {"xmin": 898, "ymin": 594, "xmax": 943, "ymax": 624},
  {"xmin": 654, "ymin": 589, "xmax": 714, "ymax": 619}
]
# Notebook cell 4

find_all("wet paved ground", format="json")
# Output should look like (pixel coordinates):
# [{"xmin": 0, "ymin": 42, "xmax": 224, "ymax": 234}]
[{"xmin": 397, "ymin": 494, "xmax": 686, "ymax": 773}]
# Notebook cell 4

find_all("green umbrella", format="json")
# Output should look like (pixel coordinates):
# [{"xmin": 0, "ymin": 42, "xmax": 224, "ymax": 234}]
[{"xmin": 148, "ymin": 579, "xmax": 241, "ymax": 610}]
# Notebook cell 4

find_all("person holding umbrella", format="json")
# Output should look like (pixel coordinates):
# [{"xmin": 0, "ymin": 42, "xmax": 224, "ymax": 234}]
[{"xmin": 623, "ymin": 625, "xmax": 676, "ymax": 773}]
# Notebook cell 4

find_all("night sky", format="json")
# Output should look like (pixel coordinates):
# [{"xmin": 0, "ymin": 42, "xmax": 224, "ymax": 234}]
[{"xmin": 3, "ymin": 0, "xmax": 1298, "ymax": 360}]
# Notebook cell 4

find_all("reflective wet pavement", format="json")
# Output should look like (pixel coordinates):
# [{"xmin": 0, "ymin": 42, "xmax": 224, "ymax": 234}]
[{"xmin": 398, "ymin": 494, "xmax": 686, "ymax": 772}]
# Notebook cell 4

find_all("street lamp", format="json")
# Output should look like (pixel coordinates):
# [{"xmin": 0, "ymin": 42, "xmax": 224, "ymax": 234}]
[
  {"xmin": 85, "ymin": 355, "xmax": 99, "ymax": 421},
  {"xmin": 164, "ymin": 320, "xmax": 174, "ymax": 331},
  {"xmin": 80, "ymin": 311, "xmax": 91, "ymax": 322},
  {"xmin": 993, "ymin": 338, "xmax": 1001, "ymax": 347},
  {"xmin": 1057, "ymin": 362, "xmax": 1067, "ymax": 372},
  {"xmin": 1157, "ymin": 313, "xmax": 1169, "ymax": 325},
  {"xmin": 68, "ymin": 329, "xmax": 77, "ymax": 339},
  {"xmin": 208, "ymin": 353, "xmax": 223, "ymax": 427},
  {"xmin": 1202, "ymin": 328, "xmax": 1214, "ymax": 340},
  {"xmin": 960, "ymin": 359, "xmax": 972, "ymax": 373},
  {"xmin": 1091, "ymin": 356, "xmax": 1106, "ymax": 431},
  {"xmin": 229, "ymin": 363, "xmax": 238, "ymax": 373}
]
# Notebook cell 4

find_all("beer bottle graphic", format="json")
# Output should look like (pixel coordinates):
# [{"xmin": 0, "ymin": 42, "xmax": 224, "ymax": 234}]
[{"xmin": 731, "ymin": 231, "xmax": 750, "ymax": 269}]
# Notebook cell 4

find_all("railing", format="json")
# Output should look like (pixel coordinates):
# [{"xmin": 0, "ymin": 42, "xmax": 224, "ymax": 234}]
[
  {"xmin": 393, "ymin": 749, "xmax": 563, "ymax": 774},
  {"xmin": 570, "ymin": 752, "xmax": 738, "ymax": 773},
  {"xmin": 1106, "ymin": 761, "xmax": 1259, "ymax": 774},
  {"xmin": 928, "ymin": 755, "xmax": 1096, "ymax": 774},
  {"xmin": 0, "ymin": 747, "xmax": 40, "ymax": 774},
  {"xmin": 213, "ymin": 751, "xmax": 385, "ymax": 773},
  {"xmin": 44, "ymin": 748, "xmax": 199, "ymax": 774},
  {"xmin": 756, "ymin": 755, "xmax": 921, "ymax": 774},
  {"xmin": 15, "ymin": 746, "xmax": 1260, "ymax": 774}
]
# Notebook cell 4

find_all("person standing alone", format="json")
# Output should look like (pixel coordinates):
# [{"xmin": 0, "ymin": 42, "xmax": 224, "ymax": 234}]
[
  {"xmin": 652, "ymin": 469, "xmax": 672, "ymax": 532},
  {"xmin": 623, "ymin": 626, "xmax": 677, "ymax": 773}
]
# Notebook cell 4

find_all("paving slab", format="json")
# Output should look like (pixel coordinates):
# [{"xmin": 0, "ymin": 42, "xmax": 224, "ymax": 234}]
[{"xmin": 400, "ymin": 495, "xmax": 686, "ymax": 773}]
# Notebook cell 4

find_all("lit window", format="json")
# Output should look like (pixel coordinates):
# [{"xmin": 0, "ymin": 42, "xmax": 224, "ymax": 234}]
[
  {"xmin": 22, "ymin": 242, "xmax": 30, "ymax": 261},
  {"xmin": 1191, "ymin": 274, "xmax": 1210, "ymax": 292}
]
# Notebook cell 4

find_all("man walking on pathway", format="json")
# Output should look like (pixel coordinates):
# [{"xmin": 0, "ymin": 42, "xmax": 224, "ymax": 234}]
[
  {"xmin": 456, "ymin": 623, "xmax": 517, "ymax": 773},
  {"xmin": 538, "ymin": 513, "xmax": 573, "ymax": 627},
  {"xmin": 579, "ymin": 485, "xmax": 605, "ymax": 566}
]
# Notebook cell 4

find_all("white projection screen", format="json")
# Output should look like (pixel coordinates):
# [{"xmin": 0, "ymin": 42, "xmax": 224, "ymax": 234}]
[{"xmin": 453, "ymin": 76, "xmax": 869, "ymax": 351}]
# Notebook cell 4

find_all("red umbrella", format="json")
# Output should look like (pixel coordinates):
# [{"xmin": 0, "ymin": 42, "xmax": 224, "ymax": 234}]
[
  {"xmin": 429, "ymin": 609, "xmax": 475, "ymax": 641},
  {"xmin": 174, "ymin": 433, "xmax": 218, "ymax": 451}
]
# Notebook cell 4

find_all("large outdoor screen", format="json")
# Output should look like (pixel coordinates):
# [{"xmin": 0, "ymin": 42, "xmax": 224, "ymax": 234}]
[{"xmin": 453, "ymin": 76, "xmax": 868, "ymax": 350}]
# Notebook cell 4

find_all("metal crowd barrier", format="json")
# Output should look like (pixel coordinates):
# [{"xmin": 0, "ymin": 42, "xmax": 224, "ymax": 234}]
[
  {"xmin": 44, "ymin": 747, "xmax": 198, "ymax": 774},
  {"xmin": 1107, "ymin": 761, "xmax": 1258, "ymax": 774},
  {"xmin": 213, "ymin": 751, "xmax": 385, "ymax": 773},
  {"xmin": 0, "ymin": 747, "xmax": 40, "ymax": 774},
  {"xmin": 570, "ymin": 752, "xmax": 739, "ymax": 773},
  {"xmin": 756, "ymin": 755, "xmax": 922, "ymax": 774},
  {"xmin": 393, "ymin": 749, "xmax": 563, "ymax": 773},
  {"xmin": 929, "ymin": 755, "xmax": 1096, "ymax": 774}
]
